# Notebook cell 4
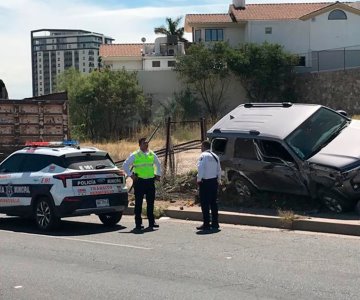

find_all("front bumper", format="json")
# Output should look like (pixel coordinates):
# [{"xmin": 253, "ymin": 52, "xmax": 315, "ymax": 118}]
[{"xmin": 56, "ymin": 192, "xmax": 128, "ymax": 217}]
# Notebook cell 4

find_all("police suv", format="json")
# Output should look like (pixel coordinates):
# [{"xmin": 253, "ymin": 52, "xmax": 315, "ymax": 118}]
[{"xmin": 0, "ymin": 141, "xmax": 128, "ymax": 230}]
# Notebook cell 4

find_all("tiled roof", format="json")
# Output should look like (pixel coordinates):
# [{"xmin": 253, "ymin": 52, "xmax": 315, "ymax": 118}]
[
  {"xmin": 186, "ymin": 14, "xmax": 232, "ymax": 24},
  {"xmin": 185, "ymin": 14, "xmax": 232, "ymax": 31},
  {"xmin": 229, "ymin": 3, "xmax": 332, "ymax": 21},
  {"xmin": 100, "ymin": 44, "xmax": 153, "ymax": 57}
]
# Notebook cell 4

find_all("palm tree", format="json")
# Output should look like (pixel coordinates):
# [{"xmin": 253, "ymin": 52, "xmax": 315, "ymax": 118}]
[{"xmin": 154, "ymin": 17, "xmax": 188, "ymax": 43}]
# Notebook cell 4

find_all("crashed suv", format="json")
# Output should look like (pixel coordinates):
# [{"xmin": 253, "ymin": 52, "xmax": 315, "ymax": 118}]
[{"xmin": 208, "ymin": 102, "xmax": 360, "ymax": 213}]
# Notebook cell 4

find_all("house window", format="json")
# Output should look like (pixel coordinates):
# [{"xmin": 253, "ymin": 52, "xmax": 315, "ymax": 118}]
[
  {"xmin": 328, "ymin": 9, "xmax": 347, "ymax": 20},
  {"xmin": 265, "ymin": 27, "xmax": 272, "ymax": 34},
  {"xmin": 168, "ymin": 60, "xmax": 176, "ymax": 67},
  {"xmin": 297, "ymin": 56, "xmax": 306, "ymax": 67},
  {"xmin": 195, "ymin": 29, "xmax": 201, "ymax": 42},
  {"xmin": 152, "ymin": 61, "xmax": 160, "ymax": 67},
  {"xmin": 205, "ymin": 29, "xmax": 223, "ymax": 41}
]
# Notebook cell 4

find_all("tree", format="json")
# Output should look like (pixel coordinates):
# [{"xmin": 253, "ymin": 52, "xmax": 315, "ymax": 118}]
[
  {"xmin": 155, "ymin": 88, "xmax": 201, "ymax": 122},
  {"xmin": 175, "ymin": 42, "xmax": 232, "ymax": 120},
  {"xmin": 154, "ymin": 17, "xmax": 188, "ymax": 42},
  {"xmin": 228, "ymin": 42, "xmax": 299, "ymax": 102},
  {"xmin": 56, "ymin": 68, "xmax": 146, "ymax": 141}
]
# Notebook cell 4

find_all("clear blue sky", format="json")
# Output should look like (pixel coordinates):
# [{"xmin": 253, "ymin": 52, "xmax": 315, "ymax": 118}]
[{"xmin": 0, "ymin": 0, "xmax": 355, "ymax": 99}]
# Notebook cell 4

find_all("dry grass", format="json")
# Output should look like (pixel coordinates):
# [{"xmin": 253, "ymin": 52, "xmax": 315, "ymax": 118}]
[
  {"xmin": 81, "ymin": 123, "xmax": 205, "ymax": 163},
  {"xmin": 82, "ymin": 138, "xmax": 167, "ymax": 162}
]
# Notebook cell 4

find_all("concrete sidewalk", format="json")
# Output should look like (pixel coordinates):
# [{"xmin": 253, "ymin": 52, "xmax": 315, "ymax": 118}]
[
  {"xmin": 164, "ymin": 206, "xmax": 360, "ymax": 236},
  {"xmin": 126, "ymin": 206, "xmax": 360, "ymax": 236}
]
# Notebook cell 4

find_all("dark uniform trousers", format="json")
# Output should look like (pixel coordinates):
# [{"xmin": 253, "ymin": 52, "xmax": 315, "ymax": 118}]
[
  {"xmin": 199, "ymin": 178, "xmax": 219, "ymax": 226},
  {"xmin": 134, "ymin": 177, "xmax": 155, "ymax": 226}
]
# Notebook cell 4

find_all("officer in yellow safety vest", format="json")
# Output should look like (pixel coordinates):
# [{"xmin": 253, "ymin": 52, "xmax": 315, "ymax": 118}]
[{"xmin": 123, "ymin": 137, "xmax": 161, "ymax": 230}]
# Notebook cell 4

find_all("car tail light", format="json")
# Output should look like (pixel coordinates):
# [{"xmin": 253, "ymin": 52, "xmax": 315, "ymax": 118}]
[{"xmin": 53, "ymin": 173, "xmax": 83, "ymax": 188}]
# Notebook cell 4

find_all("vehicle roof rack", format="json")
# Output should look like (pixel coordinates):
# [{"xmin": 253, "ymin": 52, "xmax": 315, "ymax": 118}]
[{"xmin": 244, "ymin": 102, "xmax": 293, "ymax": 108}]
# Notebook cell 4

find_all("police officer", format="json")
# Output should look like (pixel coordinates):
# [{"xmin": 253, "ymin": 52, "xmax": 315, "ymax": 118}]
[
  {"xmin": 196, "ymin": 140, "xmax": 221, "ymax": 230},
  {"xmin": 123, "ymin": 138, "xmax": 161, "ymax": 230}
]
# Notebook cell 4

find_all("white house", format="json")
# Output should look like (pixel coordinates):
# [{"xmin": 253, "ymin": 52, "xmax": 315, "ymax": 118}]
[
  {"xmin": 100, "ymin": 36, "xmax": 185, "ymax": 71},
  {"xmin": 99, "ymin": 37, "xmax": 189, "ymax": 112},
  {"xmin": 185, "ymin": 1, "xmax": 360, "ymax": 71}
]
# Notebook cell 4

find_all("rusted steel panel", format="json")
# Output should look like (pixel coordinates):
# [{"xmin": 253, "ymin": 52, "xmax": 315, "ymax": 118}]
[{"xmin": 0, "ymin": 98, "xmax": 69, "ymax": 155}]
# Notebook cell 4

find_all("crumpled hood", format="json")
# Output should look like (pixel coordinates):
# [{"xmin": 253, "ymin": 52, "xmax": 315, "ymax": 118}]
[{"xmin": 308, "ymin": 120, "xmax": 360, "ymax": 170}]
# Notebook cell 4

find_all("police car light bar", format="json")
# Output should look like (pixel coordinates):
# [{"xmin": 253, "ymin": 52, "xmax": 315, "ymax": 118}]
[{"xmin": 25, "ymin": 140, "xmax": 79, "ymax": 147}]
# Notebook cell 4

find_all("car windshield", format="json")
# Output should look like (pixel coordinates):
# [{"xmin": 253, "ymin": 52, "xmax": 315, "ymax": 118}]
[{"xmin": 285, "ymin": 107, "xmax": 350, "ymax": 160}]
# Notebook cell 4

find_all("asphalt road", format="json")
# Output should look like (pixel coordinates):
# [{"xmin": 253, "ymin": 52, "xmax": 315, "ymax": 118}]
[{"xmin": 0, "ymin": 215, "xmax": 360, "ymax": 300}]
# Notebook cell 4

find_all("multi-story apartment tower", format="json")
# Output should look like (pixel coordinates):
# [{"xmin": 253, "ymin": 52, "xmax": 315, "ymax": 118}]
[{"xmin": 31, "ymin": 29, "xmax": 114, "ymax": 96}]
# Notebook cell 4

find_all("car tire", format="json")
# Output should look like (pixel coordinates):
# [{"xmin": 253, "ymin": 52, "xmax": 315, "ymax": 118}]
[
  {"xmin": 98, "ymin": 212, "xmax": 123, "ymax": 226},
  {"xmin": 34, "ymin": 197, "xmax": 60, "ymax": 231},
  {"xmin": 355, "ymin": 200, "xmax": 360, "ymax": 216},
  {"xmin": 319, "ymin": 190, "xmax": 352, "ymax": 213},
  {"xmin": 231, "ymin": 174, "xmax": 257, "ymax": 203}
]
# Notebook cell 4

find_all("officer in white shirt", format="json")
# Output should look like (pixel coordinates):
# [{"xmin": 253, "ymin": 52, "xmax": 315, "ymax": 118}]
[{"xmin": 196, "ymin": 140, "xmax": 222, "ymax": 230}]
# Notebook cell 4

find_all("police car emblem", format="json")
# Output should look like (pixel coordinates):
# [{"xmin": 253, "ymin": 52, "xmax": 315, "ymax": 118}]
[{"xmin": 6, "ymin": 184, "xmax": 13, "ymax": 197}]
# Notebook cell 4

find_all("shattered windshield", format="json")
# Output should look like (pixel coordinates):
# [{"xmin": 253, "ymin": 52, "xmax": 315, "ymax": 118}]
[{"xmin": 285, "ymin": 107, "xmax": 350, "ymax": 160}]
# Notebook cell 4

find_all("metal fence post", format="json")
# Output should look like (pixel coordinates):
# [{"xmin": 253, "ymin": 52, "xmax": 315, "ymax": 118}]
[{"xmin": 163, "ymin": 117, "xmax": 171, "ymax": 176}]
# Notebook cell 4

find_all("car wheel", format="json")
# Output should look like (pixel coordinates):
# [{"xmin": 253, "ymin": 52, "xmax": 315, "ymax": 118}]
[
  {"xmin": 98, "ymin": 212, "xmax": 123, "ymax": 226},
  {"xmin": 231, "ymin": 174, "xmax": 256, "ymax": 203},
  {"xmin": 319, "ymin": 190, "xmax": 351, "ymax": 213},
  {"xmin": 34, "ymin": 197, "xmax": 60, "ymax": 231},
  {"xmin": 355, "ymin": 200, "xmax": 360, "ymax": 216}
]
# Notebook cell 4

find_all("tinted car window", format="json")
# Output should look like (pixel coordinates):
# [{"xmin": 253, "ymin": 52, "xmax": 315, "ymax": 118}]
[
  {"xmin": 20, "ymin": 154, "xmax": 61, "ymax": 172},
  {"xmin": 212, "ymin": 138, "xmax": 227, "ymax": 155},
  {"xmin": 63, "ymin": 154, "xmax": 115, "ymax": 170},
  {"xmin": 0, "ymin": 154, "xmax": 24, "ymax": 173},
  {"xmin": 258, "ymin": 140, "xmax": 295, "ymax": 163},
  {"xmin": 234, "ymin": 138, "xmax": 258, "ymax": 160},
  {"xmin": 286, "ymin": 107, "xmax": 349, "ymax": 159}
]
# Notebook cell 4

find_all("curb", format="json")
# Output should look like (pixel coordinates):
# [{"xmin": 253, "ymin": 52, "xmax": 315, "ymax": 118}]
[{"xmin": 164, "ymin": 208, "xmax": 360, "ymax": 237}]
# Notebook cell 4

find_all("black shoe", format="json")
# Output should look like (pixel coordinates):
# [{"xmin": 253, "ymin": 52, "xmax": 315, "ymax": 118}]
[
  {"xmin": 196, "ymin": 224, "xmax": 210, "ymax": 230},
  {"xmin": 135, "ymin": 225, "xmax": 144, "ymax": 230},
  {"xmin": 211, "ymin": 224, "xmax": 220, "ymax": 230},
  {"xmin": 149, "ymin": 222, "xmax": 159, "ymax": 228}
]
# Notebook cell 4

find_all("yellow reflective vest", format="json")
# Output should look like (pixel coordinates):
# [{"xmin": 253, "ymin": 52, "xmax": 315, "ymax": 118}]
[{"xmin": 133, "ymin": 150, "xmax": 155, "ymax": 179}]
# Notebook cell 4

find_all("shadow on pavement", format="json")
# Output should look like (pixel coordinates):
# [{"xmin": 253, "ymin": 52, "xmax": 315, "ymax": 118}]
[
  {"xmin": 0, "ymin": 216, "xmax": 127, "ymax": 236},
  {"xmin": 196, "ymin": 228, "xmax": 221, "ymax": 235},
  {"xmin": 122, "ymin": 227, "xmax": 159, "ymax": 235}
]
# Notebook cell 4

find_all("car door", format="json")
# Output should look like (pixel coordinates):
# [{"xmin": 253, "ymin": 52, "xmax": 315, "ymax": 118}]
[
  {"xmin": 0, "ymin": 154, "xmax": 27, "ymax": 209},
  {"xmin": 230, "ymin": 137, "xmax": 270, "ymax": 187},
  {"xmin": 255, "ymin": 139, "xmax": 308, "ymax": 195}
]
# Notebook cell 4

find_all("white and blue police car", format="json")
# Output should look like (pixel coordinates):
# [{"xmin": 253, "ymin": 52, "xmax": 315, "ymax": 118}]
[{"xmin": 0, "ymin": 141, "xmax": 128, "ymax": 230}]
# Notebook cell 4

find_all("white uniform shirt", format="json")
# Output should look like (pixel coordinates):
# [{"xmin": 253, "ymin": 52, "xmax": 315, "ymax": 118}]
[
  {"xmin": 122, "ymin": 150, "xmax": 161, "ymax": 177},
  {"xmin": 197, "ymin": 150, "xmax": 221, "ymax": 182}
]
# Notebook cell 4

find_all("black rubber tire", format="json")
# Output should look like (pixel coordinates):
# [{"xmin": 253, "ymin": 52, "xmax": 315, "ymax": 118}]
[
  {"xmin": 319, "ymin": 190, "xmax": 352, "ymax": 213},
  {"xmin": 34, "ymin": 197, "xmax": 60, "ymax": 231},
  {"xmin": 354, "ymin": 200, "xmax": 360, "ymax": 216},
  {"xmin": 98, "ymin": 212, "xmax": 123, "ymax": 226},
  {"xmin": 230, "ymin": 174, "xmax": 257, "ymax": 203}
]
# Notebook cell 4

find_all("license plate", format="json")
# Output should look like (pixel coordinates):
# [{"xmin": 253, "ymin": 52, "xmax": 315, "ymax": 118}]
[{"xmin": 96, "ymin": 198, "xmax": 109, "ymax": 208}]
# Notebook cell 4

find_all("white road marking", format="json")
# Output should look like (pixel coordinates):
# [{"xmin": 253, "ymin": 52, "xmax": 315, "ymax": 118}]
[
  {"xmin": 14, "ymin": 286, "xmax": 23, "ymax": 289},
  {"xmin": 0, "ymin": 231, "xmax": 153, "ymax": 250}
]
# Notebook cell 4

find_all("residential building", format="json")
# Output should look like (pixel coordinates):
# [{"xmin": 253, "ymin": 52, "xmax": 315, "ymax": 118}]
[
  {"xmin": 100, "ymin": 36, "xmax": 193, "ymax": 112},
  {"xmin": 100, "ymin": 36, "xmax": 185, "ymax": 71},
  {"xmin": 185, "ymin": 1, "xmax": 360, "ymax": 71},
  {"xmin": 31, "ymin": 29, "xmax": 113, "ymax": 96}
]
